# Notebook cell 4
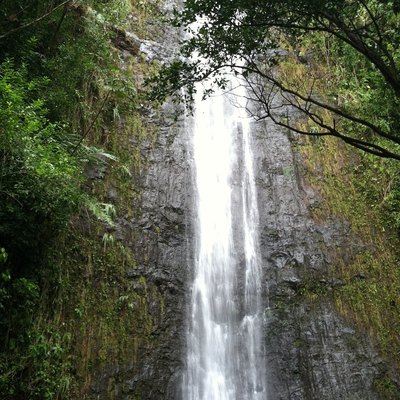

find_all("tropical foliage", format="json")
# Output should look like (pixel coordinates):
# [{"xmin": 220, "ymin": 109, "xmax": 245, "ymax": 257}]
[
  {"xmin": 152, "ymin": 0, "xmax": 400, "ymax": 160},
  {"xmin": 0, "ymin": 0, "xmax": 141, "ymax": 397}
]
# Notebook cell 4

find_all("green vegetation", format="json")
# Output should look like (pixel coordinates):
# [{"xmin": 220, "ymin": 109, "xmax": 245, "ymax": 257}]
[
  {"xmin": 0, "ymin": 61, "xmax": 82, "ymax": 273},
  {"xmin": 375, "ymin": 374, "xmax": 399, "ymax": 399},
  {"xmin": 301, "ymin": 132, "xmax": 400, "ymax": 365},
  {"xmin": 270, "ymin": 28, "xmax": 400, "ymax": 372},
  {"xmin": 0, "ymin": 0, "xmax": 163, "ymax": 398},
  {"xmin": 153, "ymin": 0, "xmax": 400, "ymax": 159},
  {"xmin": 1, "ymin": 0, "xmax": 400, "ymax": 397},
  {"xmin": 148, "ymin": 0, "xmax": 400, "ymax": 378}
]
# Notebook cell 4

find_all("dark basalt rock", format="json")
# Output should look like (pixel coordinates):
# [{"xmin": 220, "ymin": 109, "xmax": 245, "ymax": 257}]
[
  {"xmin": 253, "ymin": 114, "xmax": 394, "ymax": 399},
  {"xmin": 110, "ymin": 90, "xmax": 397, "ymax": 399},
  {"xmin": 89, "ymin": 3, "xmax": 397, "ymax": 399},
  {"xmin": 89, "ymin": 98, "xmax": 191, "ymax": 399}
]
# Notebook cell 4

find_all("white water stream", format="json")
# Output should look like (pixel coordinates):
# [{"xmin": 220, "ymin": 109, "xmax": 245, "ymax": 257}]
[{"xmin": 183, "ymin": 77, "xmax": 267, "ymax": 400}]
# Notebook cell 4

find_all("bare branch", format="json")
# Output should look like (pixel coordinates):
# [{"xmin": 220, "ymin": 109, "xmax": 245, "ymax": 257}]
[
  {"xmin": 240, "ymin": 66, "xmax": 400, "ymax": 160},
  {"xmin": 71, "ymin": 92, "xmax": 111, "ymax": 155},
  {"xmin": 239, "ymin": 60, "xmax": 400, "ymax": 146},
  {"xmin": 0, "ymin": 0, "xmax": 73, "ymax": 41}
]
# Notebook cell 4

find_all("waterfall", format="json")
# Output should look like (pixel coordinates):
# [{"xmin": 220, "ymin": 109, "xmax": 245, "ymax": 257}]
[{"xmin": 183, "ymin": 76, "xmax": 267, "ymax": 400}]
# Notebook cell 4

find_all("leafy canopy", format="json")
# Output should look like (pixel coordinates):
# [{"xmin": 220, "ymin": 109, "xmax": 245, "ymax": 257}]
[{"xmin": 152, "ymin": 0, "xmax": 400, "ymax": 160}]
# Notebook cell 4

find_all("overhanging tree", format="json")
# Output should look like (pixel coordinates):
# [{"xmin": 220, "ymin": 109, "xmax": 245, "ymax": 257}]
[{"xmin": 151, "ymin": 0, "xmax": 400, "ymax": 160}]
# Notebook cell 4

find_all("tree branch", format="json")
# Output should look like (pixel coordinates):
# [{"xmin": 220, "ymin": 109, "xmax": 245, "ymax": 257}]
[
  {"xmin": 240, "ymin": 60, "xmax": 400, "ymax": 146},
  {"xmin": 0, "ymin": 0, "xmax": 73, "ymax": 40},
  {"xmin": 71, "ymin": 92, "xmax": 111, "ymax": 155},
  {"xmin": 240, "ymin": 67, "xmax": 400, "ymax": 160}
]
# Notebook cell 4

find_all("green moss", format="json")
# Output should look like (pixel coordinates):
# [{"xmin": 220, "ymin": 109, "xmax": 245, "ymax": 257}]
[
  {"xmin": 334, "ymin": 251, "xmax": 400, "ymax": 358},
  {"xmin": 51, "ymin": 221, "xmax": 165, "ymax": 397},
  {"xmin": 0, "ymin": 1, "xmax": 166, "ymax": 396},
  {"xmin": 374, "ymin": 375, "xmax": 399, "ymax": 399},
  {"xmin": 293, "ymin": 338, "xmax": 304, "ymax": 348},
  {"xmin": 300, "ymin": 134, "xmax": 400, "ymax": 374}
]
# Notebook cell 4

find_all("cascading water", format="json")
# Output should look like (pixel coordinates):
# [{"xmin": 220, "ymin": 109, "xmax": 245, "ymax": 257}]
[{"xmin": 183, "ymin": 76, "xmax": 267, "ymax": 400}]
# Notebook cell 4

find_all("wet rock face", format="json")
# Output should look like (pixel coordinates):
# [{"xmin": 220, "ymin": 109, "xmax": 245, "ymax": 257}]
[
  {"xmin": 88, "ymin": 100, "xmax": 191, "ymax": 399},
  {"xmin": 265, "ymin": 302, "xmax": 385, "ymax": 400},
  {"xmin": 88, "ymin": 2, "xmax": 191, "ymax": 398},
  {"xmin": 105, "ymin": 93, "xmax": 390, "ymax": 399},
  {"xmin": 89, "ymin": 2, "xmax": 394, "ymax": 395},
  {"xmin": 120, "ymin": 97, "xmax": 390, "ymax": 400},
  {"xmin": 252, "ymin": 117, "xmax": 387, "ymax": 399},
  {"xmin": 116, "ymin": 102, "xmax": 192, "ymax": 400}
]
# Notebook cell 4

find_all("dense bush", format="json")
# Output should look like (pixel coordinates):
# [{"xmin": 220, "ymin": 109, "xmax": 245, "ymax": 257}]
[
  {"xmin": 0, "ymin": 1, "xmax": 134, "ymax": 397},
  {"xmin": 0, "ymin": 61, "xmax": 83, "ymax": 274}
]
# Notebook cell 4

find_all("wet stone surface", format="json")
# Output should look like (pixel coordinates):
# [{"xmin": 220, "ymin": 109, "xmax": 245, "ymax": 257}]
[
  {"xmin": 92, "ymin": 68, "xmax": 393, "ymax": 400},
  {"xmin": 90, "ymin": 5, "xmax": 395, "ymax": 397},
  {"xmin": 253, "ymin": 116, "xmax": 388, "ymax": 399}
]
